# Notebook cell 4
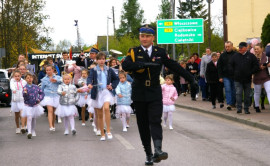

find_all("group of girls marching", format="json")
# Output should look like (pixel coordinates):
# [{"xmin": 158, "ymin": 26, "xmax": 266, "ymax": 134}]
[{"xmin": 10, "ymin": 52, "xmax": 135, "ymax": 141}]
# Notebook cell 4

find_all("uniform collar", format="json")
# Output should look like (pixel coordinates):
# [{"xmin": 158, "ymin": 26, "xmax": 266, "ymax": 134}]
[{"xmin": 141, "ymin": 45, "xmax": 153, "ymax": 57}]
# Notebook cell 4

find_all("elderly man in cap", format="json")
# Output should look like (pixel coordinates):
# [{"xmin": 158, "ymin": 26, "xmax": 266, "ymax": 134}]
[
  {"xmin": 122, "ymin": 24, "xmax": 198, "ymax": 165},
  {"xmin": 229, "ymin": 42, "xmax": 259, "ymax": 114}
]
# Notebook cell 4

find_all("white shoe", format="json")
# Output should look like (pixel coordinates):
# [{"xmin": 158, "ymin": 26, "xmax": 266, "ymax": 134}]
[
  {"xmin": 49, "ymin": 127, "xmax": 55, "ymax": 132},
  {"xmin": 16, "ymin": 128, "xmax": 21, "ymax": 134},
  {"xmin": 32, "ymin": 131, "xmax": 36, "ymax": 137},
  {"xmin": 100, "ymin": 136, "xmax": 106, "ymax": 141},
  {"xmin": 64, "ymin": 130, "xmax": 69, "ymax": 135},
  {"xmin": 58, "ymin": 118, "xmax": 62, "ymax": 123},
  {"xmin": 126, "ymin": 124, "xmax": 130, "ymax": 128},
  {"xmin": 92, "ymin": 122, "xmax": 95, "ymax": 127},
  {"xmin": 169, "ymin": 126, "xmax": 173, "ymax": 130},
  {"xmin": 96, "ymin": 130, "xmax": 101, "ymax": 136},
  {"xmin": 82, "ymin": 123, "xmax": 86, "ymax": 126},
  {"xmin": 93, "ymin": 127, "xmax": 97, "ymax": 133},
  {"xmin": 196, "ymin": 94, "xmax": 199, "ymax": 99},
  {"xmin": 107, "ymin": 132, "xmax": 113, "ymax": 139},
  {"xmin": 123, "ymin": 128, "xmax": 127, "ymax": 132},
  {"xmin": 52, "ymin": 127, "xmax": 55, "ymax": 131}
]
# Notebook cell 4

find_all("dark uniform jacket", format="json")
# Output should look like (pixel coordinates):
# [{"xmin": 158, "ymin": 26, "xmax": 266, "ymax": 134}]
[
  {"xmin": 229, "ymin": 51, "xmax": 259, "ymax": 83},
  {"xmin": 122, "ymin": 45, "xmax": 195, "ymax": 102}
]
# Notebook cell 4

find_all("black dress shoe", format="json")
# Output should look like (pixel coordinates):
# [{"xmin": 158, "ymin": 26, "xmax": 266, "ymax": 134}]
[
  {"xmin": 153, "ymin": 140, "xmax": 168, "ymax": 163},
  {"xmin": 237, "ymin": 109, "xmax": 242, "ymax": 114},
  {"xmin": 145, "ymin": 155, "xmax": 153, "ymax": 166},
  {"xmin": 255, "ymin": 107, "xmax": 261, "ymax": 113},
  {"xmin": 261, "ymin": 104, "xmax": 265, "ymax": 110},
  {"xmin": 245, "ymin": 111, "xmax": 250, "ymax": 114},
  {"xmin": 220, "ymin": 103, "xmax": 224, "ymax": 108}
]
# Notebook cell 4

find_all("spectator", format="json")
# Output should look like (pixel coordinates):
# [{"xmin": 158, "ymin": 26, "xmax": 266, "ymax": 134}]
[
  {"xmin": 193, "ymin": 52, "xmax": 201, "ymax": 65},
  {"xmin": 200, "ymin": 48, "xmax": 212, "ymax": 101},
  {"xmin": 229, "ymin": 42, "xmax": 259, "ymax": 114},
  {"xmin": 253, "ymin": 43, "xmax": 270, "ymax": 113},
  {"xmin": 47, "ymin": 57, "xmax": 60, "ymax": 76},
  {"xmin": 58, "ymin": 52, "xmax": 69, "ymax": 75},
  {"xmin": 88, "ymin": 48, "xmax": 99, "ymax": 67},
  {"xmin": 186, "ymin": 56, "xmax": 199, "ymax": 98},
  {"xmin": 218, "ymin": 41, "xmax": 236, "ymax": 110},
  {"xmin": 206, "ymin": 52, "xmax": 224, "ymax": 109}
]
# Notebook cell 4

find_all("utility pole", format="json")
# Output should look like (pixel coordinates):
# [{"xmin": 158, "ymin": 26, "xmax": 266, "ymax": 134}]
[
  {"xmin": 112, "ymin": 6, "xmax": 116, "ymax": 35},
  {"xmin": 207, "ymin": 0, "xmax": 214, "ymax": 49},
  {"xmin": 107, "ymin": 16, "xmax": 111, "ymax": 52},
  {"xmin": 74, "ymin": 20, "xmax": 81, "ymax": 51},
  {"xmin": 223, "ymin": 0, "xmax": 228, "ymax": 42},
  {"xmin": 171, "ymin": 0, "xmax": 175, "ymax": 60}
]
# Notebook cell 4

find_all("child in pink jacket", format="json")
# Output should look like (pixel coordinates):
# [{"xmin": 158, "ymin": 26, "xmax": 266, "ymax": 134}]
[{"xmin": 162, "ymin": 74, "xmax": 178, "ymax": 130}]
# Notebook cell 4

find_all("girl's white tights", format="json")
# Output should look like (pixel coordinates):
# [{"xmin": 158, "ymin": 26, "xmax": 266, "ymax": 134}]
[
  {"xmin": 121, "ymin": 113, "xmax": 131, "ymax": 128},
  {"xmin": 27, "ymin": 116, "xmax": 36, "ymax": 134},
  {"xmin": 64, "ymin": 116, "xmax": 75, "ymax": 131},
  {"xmin": 163, "ymin": 112, "xmax": 173, "ymax": 126}
]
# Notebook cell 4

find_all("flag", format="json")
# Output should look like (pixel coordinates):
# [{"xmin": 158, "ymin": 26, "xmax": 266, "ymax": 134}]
[{"xmin": 69, "ymin": 46, "xmax": 72, "ymax": 60}]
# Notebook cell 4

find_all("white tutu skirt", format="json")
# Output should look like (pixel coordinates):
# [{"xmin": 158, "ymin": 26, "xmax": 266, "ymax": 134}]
[
  {"xmin": 116, "ymin": 105, "xmax": 132, "ymax": 114},
  {"xmin": 21, "ymin": 105, "xmax": 44, "ymax": 118},
  {"xmin": 77, "ymin": 95, "xmax": 87, "ymax": 107},
  {"xmin": 40, "ymin": 96, "xmax": 60, "ymax": 108},
  {"xmin": 86, "ymin": 98, "xmax": 95, "ymax": 113},
  {"xmin": 11, "ymin": 101, "xmax": 24, "ymax": 112},
  {"xmin": 55, "ymin": 105, "xmax": 78, "ymax": 117},
  {"xmin": 91, "ymin": 89, "xmax": 113, "ymax": 109},
  {"xmin": 163, "ymin": 105, "xmax": 175, "ymax": 112}
]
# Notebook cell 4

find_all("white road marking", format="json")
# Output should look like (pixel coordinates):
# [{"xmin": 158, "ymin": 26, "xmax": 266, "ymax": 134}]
[{"xmin": 115, "ymin": 134, "xmax": 135, "ymax": 150}]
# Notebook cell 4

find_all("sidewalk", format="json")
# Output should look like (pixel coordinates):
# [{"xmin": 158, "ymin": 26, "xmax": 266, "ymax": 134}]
[{"xmin": 175, "ymin": 94, "xmax": 270, "ymax": 131}]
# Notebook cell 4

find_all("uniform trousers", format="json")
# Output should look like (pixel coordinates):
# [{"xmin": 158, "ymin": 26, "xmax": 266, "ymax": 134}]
[{"xmin": 134, "ymin": 100, "xmax": 163, "ymax": 155}]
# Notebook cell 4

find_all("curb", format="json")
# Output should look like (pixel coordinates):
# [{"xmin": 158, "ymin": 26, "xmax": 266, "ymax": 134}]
[{"xmin": 175, "ymin": 104, "xmax": 270, "ymax": 131}]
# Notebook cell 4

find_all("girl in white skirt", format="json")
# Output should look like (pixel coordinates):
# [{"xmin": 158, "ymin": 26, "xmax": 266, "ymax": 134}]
[
  {"xmin": 77, "ymin": 69, "xmax": 90, "ymax": 126},
  {"xmin": 10, "ymin": 70, "xmax": 27, "ymax": 134},
  {"xmin": 115, "ymin": 71, "xmax": 132, "ymax": 132},
  {"xmin": 55, "ymin": 74, "xmax": 79, "ymax": 135},
  {"xmin": 162, "ymin": 74, "xmax": 178, "ymax": 130},
  {"xmin": 22, "ymin": 73, "xmax": 45, "ymax": 139},
  {"xmin": 88, "ymin": 52, "xmax": 119, "ymax": 141},
  {"xmin": 41, "ymin": 65, "xmax": 62, "ymax": 132}
]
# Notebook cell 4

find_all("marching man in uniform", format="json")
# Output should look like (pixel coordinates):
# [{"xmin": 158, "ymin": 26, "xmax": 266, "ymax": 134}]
[{"xmin": 122, "ymin": 24, "xmax": 198, "ymax": 165}]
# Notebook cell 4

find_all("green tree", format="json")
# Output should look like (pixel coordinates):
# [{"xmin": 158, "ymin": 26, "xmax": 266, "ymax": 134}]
[
  {"xmin": 116, "ymin": 0, "xmax": 145, "ymax": 37},
  {"xmin": 177, "ymin": 0, "xmax": 207, "ymax": 19},
  {"xmin": 261, "ymin": 13, "xmax": 270, "ymax": 47},
  {"xmin": 55, "ymin": 39, "xmax": 72, "ymax": 52},
  {"xmin": 157, "ymin": 0, "xmax": 171, "ymax": 20},
  {"xmin": 0, "ymin": 0, "xmax": 51, "ymax": 67}
]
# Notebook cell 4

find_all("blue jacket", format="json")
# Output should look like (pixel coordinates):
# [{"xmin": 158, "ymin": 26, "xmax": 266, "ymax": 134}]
[
  {"xmin": 87, "ymin": 66, "xmax": 119, "ymax": 100},
  {"xmin": 115, "ymin": 81, "xmax": 132, "ymax": 105},
  {"xmin": 41, "ymin": 74, "xmax": 62, "ymax": 97}
]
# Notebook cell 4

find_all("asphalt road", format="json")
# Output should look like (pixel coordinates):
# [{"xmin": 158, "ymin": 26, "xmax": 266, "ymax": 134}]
[{"xmin": 1, "ymin": 106, "xmax": 270, "ymax": 166}]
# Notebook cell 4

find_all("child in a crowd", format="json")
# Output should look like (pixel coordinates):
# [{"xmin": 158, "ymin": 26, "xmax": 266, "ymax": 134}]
[
  {"xmin": 87, "ymin": 63, "xmax": 97, "ymax": 131},
  {"xmin": 115, "ymin": 71, "xmax": 132, "ymax": 132},
  {"xmin": 87, "ymin": 52, "xmax": 119, "ymax": 141},
  {"xmin": 55, "ymin": 74, "xmax": 79, "ymax": 135},
  {"xmin": 109, "ymin": 57, "xmax": 122, "ymax": 119},
  {"xmin": 205, "ymin": 52, "xmax": 224, "ymax": 109},
  {"xmin": 179, "ymin": 61, "xmax": 188, "ymax": 96},
  {"xmin": 77, "ymin": 69, "xmax": 90, "ymax": 126},
  {"xmin": 162, "ymin": 74, "xmax": 178, "ymax": 130},
  {"xmin": 41, "ymin": 65, "xmax": 62, "ymax": 132},
  {"xmin": 22, "ymin": 73, "xmax": 45, "ymax": 139},
  {"xmin": 10, "ymin": 70, "xmax": 27, "ymax": 134}
]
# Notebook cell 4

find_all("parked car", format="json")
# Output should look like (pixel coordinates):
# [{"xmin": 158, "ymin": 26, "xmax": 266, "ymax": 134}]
[{"xmin": 0, "ymin": 69, "xmax": 11, "ymax": 106}]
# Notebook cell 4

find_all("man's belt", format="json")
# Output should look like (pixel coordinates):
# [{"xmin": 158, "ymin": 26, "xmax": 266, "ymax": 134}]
[{"xmin": 134, "ymin": 79, "xmax": 160, "ymax": 87}]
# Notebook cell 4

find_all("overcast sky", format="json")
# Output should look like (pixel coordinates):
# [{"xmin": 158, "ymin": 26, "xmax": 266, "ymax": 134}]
[{"xmin": 43, "ymin": 0, "xmax": 222, "ymax": 47}]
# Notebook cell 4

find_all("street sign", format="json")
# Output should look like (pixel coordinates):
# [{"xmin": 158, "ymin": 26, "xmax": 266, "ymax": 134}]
[{"xmin": 157, "ymin": 18, "xmax": 204, "ymax": 44}]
